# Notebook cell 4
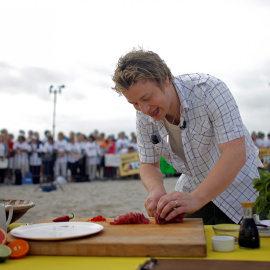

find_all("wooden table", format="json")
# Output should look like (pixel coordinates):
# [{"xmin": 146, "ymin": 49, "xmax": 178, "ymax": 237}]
[{"xmin": 3, "ymin": 225, "xmax": 270, "ymax": 270}]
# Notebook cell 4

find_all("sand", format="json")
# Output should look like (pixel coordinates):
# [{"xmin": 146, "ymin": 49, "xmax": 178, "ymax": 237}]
[{"xmin": 0, "ymin": 177, "xmax": 178, "ymax": 223}]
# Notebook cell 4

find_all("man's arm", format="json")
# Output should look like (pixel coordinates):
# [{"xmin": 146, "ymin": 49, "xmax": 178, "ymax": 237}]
[
  {"xmin": 140, "ymin": 161, "xmax": 167, "ymax": 217},
  {"xmin": 157, "ymin": 137, "xmax": 246, "ymax": 220}
]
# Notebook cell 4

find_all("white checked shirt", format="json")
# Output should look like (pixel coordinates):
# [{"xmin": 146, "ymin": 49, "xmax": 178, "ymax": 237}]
[{"xmin": 136, "ymin": 73, "xmax": 260, "ymax": 223}]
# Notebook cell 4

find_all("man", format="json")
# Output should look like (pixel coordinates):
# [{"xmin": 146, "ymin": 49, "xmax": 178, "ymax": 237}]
[
  {"xmin": 13, "ymin": 135, "xmax": 30, "ymax": 179},
  {"xmin": 54, "ymin": 132, "xmax": 68, "ymax": 178},
  {"xmin": 28, "ymin": 135, "xmax": 43, "ymax": 184},
  {"xmin": 266, "ymin": 133, "xmax": 270, "ymax": 148},
  {"xmin": 256, "ymin": 132, "xmax": 268, "ymax": 148},
  {"xmin": 6, "ymin": 134, "xmax": 14, "ymax": 184},
  {"xmin": 116, "ymin": 131, "xmax": 130, "ymax": 154},
  {"xmin": 112, "ymin": 48, "xmax": 260, "ymax": 225},
  {"xmin": 77, "ymin": 133, "xmax": 87, "ymax": 181}
]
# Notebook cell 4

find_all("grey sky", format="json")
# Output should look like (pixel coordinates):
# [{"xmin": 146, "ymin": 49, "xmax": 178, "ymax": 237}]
[{"xmin": 0, "ymin": 0, "xmax": 269, "ymax": 139}]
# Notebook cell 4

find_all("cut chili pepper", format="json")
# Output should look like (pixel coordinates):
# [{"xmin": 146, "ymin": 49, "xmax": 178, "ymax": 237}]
[
  {"xmin": 53, "ymin": 213, "xmax": 74, "ymax": 222},
  {"xmin": 89, "ymin": 215, "xmax": 107, "ymax": 222},
  {"xmin": 8, "ymin": 239, "xmax": 29, "ymax": 259}
]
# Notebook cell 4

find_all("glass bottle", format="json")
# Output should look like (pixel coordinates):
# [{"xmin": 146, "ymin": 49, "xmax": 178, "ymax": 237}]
[{"xmin": 238, "ymin": 202, "xmax": 260, "ymax": 249}]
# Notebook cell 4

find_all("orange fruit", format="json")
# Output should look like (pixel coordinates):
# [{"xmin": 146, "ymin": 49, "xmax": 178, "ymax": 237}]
[
  {"xmin": 7, "ymin": 239, "xmax": 29, "ymax": 259},
  {"xmin": 0, "ymin": 228, "xmax": 7, "ymax": 245}
]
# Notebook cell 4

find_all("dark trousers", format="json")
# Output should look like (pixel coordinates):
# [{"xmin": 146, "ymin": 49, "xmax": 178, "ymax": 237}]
[
  {"xmin": 0, "ymin": 168, "xmax": 6, "ymax": 183},
  {"xmin": 43, "ymin": 161, "xmax": 55, "ymax": 181},
  {"xmin": 68, "ymin": 161, "xmax": 79, "ymax": 179},
  {"xmin": 30, "ymin": 165, "xmax": 41, "ymax": 184},
  {"xmin": 184, "ymin": 201, "xmax": 235, "ymax": 225},
  {"xmin": 78, "ymin": 156, "xmax": 87, "ymax": 180}
]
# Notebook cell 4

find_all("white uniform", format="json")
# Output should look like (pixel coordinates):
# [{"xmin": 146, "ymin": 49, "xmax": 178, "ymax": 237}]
[
  {"xmin": 85, "ymin": 141, "xmax": 101, "ymax": 180},
  {"xmin": 67, "ymin": 142, "xmax": 81, "ymax": 163},
  {"xmin": 128, "ymin": 141, "xmax": 138, "ymax": 152},
  {"xmin": 43, "ymin": 142, "xmax": 55, "ymax": 156},
  {"xmin": 54, "ymin": 139, "xmax": 68, "ymax": 177},
  {"xmin": 256, "ymin": 138, "xmax": 268, "ymax": 148},
  {"xmin": 29, "ymin": 142, "xmax": 43, "ymax": 166},
  {"xmin": 13, "ymin": 141, "xmax": 30, "ymax": 178},
  {"xmin": 116, "ymin": 138, "xmax": 130, "ymax": 154}
]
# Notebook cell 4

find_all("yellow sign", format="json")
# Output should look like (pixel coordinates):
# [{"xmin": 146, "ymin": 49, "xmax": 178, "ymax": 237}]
[
  {"xmin": 119, "ymin": 152, "xmax": 140, "ymax": 177},
  {"xmin": 259, "ymin": 148, "xmax": 270, "ymax": 168}
]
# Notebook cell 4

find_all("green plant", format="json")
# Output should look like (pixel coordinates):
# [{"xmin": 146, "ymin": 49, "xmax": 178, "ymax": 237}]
[{"xmin": 253, "ymin": 169, "xmax": 270, "ymax": 220}]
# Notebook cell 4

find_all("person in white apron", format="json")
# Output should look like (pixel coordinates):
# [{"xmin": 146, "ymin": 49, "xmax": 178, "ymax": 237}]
[
  {"xmin": 13, "ymin": 135, "xmax": 30, "ymax": 178},
  {"xmin": 67, "ymin": 136, "xmax": 81, "ymax": 181},
  {"xmin": 54, "ymin": 132, "xmax": 68, "ymax": 178},
  {"xmin": 28, "ymin": 135, "xmax": 43, "ymax": 184},
  {"xmin": 0, "ymin": 135, "xmax": 9, "ymax": 184},
  {"xmin": 85, "ymin": 135, "xmax": 102, "ymax": 181}
]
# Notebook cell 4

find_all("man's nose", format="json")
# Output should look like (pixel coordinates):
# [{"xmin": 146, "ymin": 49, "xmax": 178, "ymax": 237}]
[{"xmin": 139, "ymin": 103, "xmax": 150, "ymax": 114}]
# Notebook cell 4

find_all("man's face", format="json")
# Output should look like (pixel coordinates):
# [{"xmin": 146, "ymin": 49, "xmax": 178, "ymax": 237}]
[
  {"xmin": 77, "ymin": 134, "xmax": 82, "ymax": 142},
  {"xmin": 123, "ymin": 79, "xmax": 171, "ymax": 121}
]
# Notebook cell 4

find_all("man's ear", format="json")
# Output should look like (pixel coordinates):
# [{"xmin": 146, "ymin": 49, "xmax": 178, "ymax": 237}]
[{"xmin": 164, "ymin": 75, "xmax": 170, "ymax": 86}]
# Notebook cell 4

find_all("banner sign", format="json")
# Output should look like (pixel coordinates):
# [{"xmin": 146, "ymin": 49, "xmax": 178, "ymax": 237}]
[
  {"xmin": 259, "ymin": 148, "xmax": 270, "ymax": 168},
  {"xmin": 119, "ymin": 152, "xmax": 140, "ymax": 176},
  {"xmin": 105, "ymin": 154, "xmax": 121, "ymax": 167}
]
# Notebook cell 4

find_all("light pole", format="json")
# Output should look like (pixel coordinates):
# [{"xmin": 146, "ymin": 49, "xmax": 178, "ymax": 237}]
[{"xmin": 49, "ymin": 85, "xmax": 65, "ymax": 139}]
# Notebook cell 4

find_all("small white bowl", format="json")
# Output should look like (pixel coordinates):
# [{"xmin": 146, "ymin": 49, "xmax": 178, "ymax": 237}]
[{"xmin": 212, "ymin": 235, "xmax": 235, "ymax": 252}]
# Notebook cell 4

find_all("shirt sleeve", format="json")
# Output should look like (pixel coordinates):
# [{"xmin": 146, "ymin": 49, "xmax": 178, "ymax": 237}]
[
  {"xmin": 204, "ymin": 79, "xmax": 245, "ymax": 144},
  {"xmin": 136, "ymin": 113, "xmax": 161, "ymax": 164}
]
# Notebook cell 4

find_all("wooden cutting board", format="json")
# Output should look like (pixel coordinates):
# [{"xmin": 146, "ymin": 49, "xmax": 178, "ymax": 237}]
[{"xmin": 7, "ymin": 218, "xmax": 206, "ymax": 257}]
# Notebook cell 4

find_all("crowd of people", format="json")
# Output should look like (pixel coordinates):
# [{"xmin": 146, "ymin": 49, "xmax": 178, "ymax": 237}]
[
  {"xmin": 0, "ymin": 128, "xmax": 138, "ymax": 185},
  {"xmin": 1, "ymin": 127, "xmax": 269, "ymax": 186},
  {"xmin": 251, "ymin": 131, "xmax": 270, "ymax": 148}
]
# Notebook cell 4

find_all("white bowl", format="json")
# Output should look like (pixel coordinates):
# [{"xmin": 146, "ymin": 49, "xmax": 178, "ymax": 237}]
[
  {"xmin": 212, "ymin": 235, "xmax": 235, "ymax": 252},
  {"xmin": 212, "ymin": 224, "xmax": 240, "ymax": 243}
]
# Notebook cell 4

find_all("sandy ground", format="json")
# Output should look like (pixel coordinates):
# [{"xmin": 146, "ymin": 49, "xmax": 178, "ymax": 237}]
[{"xmin": 0, "ymin": 177, "xmax": 178, "ymax": 223}]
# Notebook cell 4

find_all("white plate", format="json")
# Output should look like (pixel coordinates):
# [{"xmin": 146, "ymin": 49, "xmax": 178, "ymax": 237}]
[
  {"xmin": 257, "ymin": 220, "xmax": 270, "ymax": 237},
  {"xmin": 10, "ymin": 222, "xmax": 104, "ymax": 241}
]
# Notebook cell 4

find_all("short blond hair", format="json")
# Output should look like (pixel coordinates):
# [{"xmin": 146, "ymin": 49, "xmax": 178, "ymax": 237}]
[{"xmin": 112, "ymin": 48, "xmax": 174, "ymax": 95}]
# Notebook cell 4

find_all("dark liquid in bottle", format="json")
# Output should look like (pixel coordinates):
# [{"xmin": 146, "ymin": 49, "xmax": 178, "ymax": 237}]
[{"xmin": 238, "ymin": 218, "xmax": 260, "ymax": 249}]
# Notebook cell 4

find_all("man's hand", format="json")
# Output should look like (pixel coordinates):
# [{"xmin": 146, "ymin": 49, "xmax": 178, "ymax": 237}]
[
  {"xmin": 140, "ymin": 161, "xmax": 166, "ymax": 217},
  {"xmin": 157, "ymin": 137, "xmax": 247, "ymax": 221},
  {"xmin": 156, "ymin": 191, "xmax": 202, "ymax": 221},
  {"xmin": 144, "ymin": 190, "xmax": 167, "ymax": 217}
]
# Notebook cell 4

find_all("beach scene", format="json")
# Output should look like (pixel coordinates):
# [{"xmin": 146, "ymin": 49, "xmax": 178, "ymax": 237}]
[
  {"xmin": 1, "ymin": 178, "xmax": 177, "ymax": 223},
  {"xmin": 1, "ymin": 0, "xmax": 270, "ymax": 268}
]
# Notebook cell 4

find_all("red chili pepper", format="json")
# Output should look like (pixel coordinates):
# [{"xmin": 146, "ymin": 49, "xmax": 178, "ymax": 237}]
[
  {"xmin": 53, "ymin": 213, "xmax": 74, "ymax": 222},
  {"xmin": 89, "ymin": 215, "xmax": 107, "ymax": 222}
]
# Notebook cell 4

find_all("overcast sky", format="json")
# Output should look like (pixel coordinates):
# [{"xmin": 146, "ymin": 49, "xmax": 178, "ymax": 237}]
[{"xmin": 0, "ymin": 0, "xmax": 270, "ymax": 140}]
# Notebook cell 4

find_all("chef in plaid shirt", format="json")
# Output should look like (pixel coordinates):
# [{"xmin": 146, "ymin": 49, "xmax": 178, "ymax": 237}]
[{"xmin": 112, "ymin": 49, "xmax": 260, "ymax": 225}]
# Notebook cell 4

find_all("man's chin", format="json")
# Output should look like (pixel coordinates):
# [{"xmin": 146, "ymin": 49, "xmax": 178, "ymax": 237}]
[{"xmin": 148, "ymin": 115, "xmax": 164, "ymax": 122}]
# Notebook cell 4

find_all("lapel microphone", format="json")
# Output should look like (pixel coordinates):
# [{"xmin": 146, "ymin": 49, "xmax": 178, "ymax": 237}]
[{"xmin": 151, "ymin": 134, "xmax": 161, "ymax": 144}]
